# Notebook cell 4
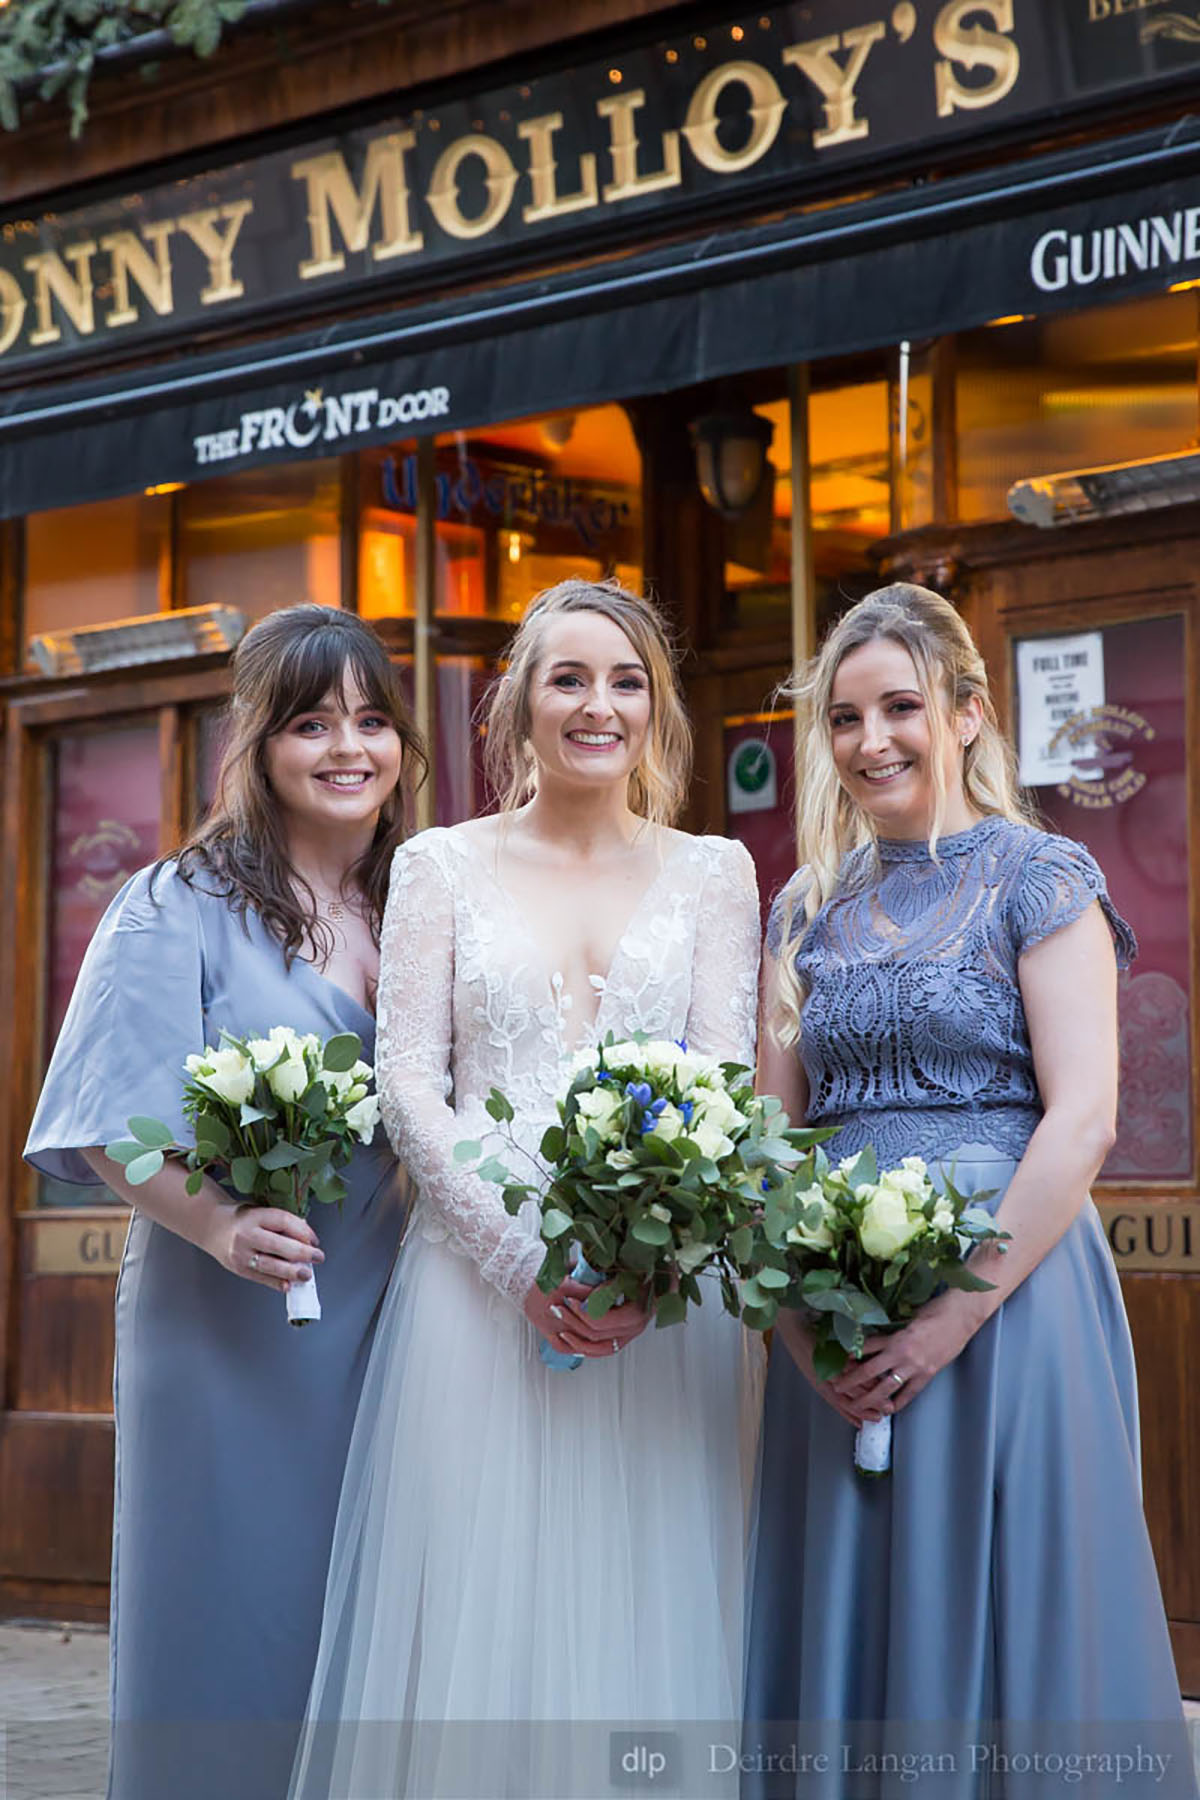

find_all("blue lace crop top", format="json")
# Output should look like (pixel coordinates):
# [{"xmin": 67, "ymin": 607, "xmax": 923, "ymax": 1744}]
[{"xmin": 768, "ymin": 815, "xmax": 1136, "ymax": 1167}]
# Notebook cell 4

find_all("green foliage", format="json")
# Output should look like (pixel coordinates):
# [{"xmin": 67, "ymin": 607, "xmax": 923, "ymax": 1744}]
[{"xmin": 0, "ymin": 0, "xmax": 253, "ymax": 137}]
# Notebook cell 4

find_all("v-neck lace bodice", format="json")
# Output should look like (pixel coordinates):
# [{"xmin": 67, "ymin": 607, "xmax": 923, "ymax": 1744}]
[{"xmin": 377, "ymin": 826, "xmax": 761, "ymax": 1306}]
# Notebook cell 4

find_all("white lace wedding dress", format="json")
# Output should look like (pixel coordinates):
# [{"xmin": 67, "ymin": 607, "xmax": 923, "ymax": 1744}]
[{"xmin": 290, "ymin": 826, "xmax": 765, "ymax": 1800}]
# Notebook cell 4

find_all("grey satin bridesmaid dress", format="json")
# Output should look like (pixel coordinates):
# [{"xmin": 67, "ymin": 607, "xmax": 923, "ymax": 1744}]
[
  {"xmin": 744, "ymin": 817, "xmax": 1196, "ymax": 1799},
  {"xmin": 25, "ymin": 861, "xmax": 406, "ymax": 1800}
]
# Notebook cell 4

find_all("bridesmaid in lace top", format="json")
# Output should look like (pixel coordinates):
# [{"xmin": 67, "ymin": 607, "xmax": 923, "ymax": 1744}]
[{"xmin": 744, "ymin": 585, "xmax": 1194, "ymax": 1798}]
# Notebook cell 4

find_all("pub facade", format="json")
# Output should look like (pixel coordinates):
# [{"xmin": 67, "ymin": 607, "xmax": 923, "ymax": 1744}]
[{"xmin": 0, "ymin": 0, "xmax": 1196, "ymax": 1694}]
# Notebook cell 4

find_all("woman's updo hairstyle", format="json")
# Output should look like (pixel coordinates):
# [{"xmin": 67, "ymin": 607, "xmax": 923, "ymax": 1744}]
[{"xmin": 482, "ymin": 577, "xmax": 692, "ymax": 826}]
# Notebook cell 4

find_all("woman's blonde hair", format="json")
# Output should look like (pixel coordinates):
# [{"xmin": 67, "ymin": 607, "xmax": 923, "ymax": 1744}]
[
  {"xmin": 771, "ymin": 581, "xmax": 1035, "ymax": 1044},
  {"xmin": 482, "ymin": 577, "xmax": 692, "ymax": 826}
]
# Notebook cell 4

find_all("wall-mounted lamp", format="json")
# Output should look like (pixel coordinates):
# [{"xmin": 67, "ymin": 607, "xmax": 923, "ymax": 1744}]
[
  {"xmin": 690, "ymin": 411, "xmax": 774, "ymax": 517},
  {"xmin": 30, "ymin": 604, "xmax": 247, "ymax": 677}
]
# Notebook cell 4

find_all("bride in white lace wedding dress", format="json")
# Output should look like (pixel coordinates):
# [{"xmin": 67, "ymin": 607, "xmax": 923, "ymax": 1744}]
[{"xmin": 290, "ymin": 581, "xmax": 764, "ymax": 1800}]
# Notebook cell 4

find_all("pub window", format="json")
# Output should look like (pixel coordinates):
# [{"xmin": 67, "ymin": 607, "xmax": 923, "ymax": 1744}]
[
  {"xmin": 1016, "ymin": 612, "xmax": 1192, "ymax": 1182},
  {"xmin": 957, "ymin": 291, "xmax": 1199, "ymax": 522},
  {"xmin": 358, "ymin": 404, "xmax": 642, "ymax": 623},
  {"xmin": 38, "ymin": 720, "xmax": 162, "ymax": 1209},
  {"xmin": 177, "ymin": 458, "xmax": 343, "ymax": 618},
  {"xmin": 23, "ymin": 492, "xmax": 173, "ymax": 656}
]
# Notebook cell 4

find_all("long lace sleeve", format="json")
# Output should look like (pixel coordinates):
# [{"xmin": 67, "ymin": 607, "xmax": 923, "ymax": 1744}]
[
  {"xmin": 376, "ymin": 839, "xmax": 545, "ymax": 1310},
  {"xmin": 683, "ymin": 838, "xmax": 761, "ymax": 1067}
]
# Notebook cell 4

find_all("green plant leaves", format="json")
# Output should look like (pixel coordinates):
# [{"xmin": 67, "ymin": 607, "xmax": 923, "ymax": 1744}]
[
  {"xmin": 128, "ymin": 1115, "xmax": 174, "ymax": 1149},
  {"xmin": 322, "ymin": 1033, "xmax": 362, "ymax": 1073},
  {"xmin": 123, "ymin": 1149, "xmax": 165, "ymax": 1185}
]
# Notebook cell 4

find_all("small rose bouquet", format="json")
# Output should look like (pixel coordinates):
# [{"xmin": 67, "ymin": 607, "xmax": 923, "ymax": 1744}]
[
  {"xmin": 456, "ymin": 1034, "xmax": 829, "ymax": 1370},
  {"xmin": 105, "ymin": 1026, "xmax": 381, "ymax": 1325},
  {"xmin": 740, "ymin": 1146, "xmax": 1009, "ymax": 1473}
]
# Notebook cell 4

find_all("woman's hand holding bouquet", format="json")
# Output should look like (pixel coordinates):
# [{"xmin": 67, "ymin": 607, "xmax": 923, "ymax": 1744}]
[
  {"xmin": 106, "ymin": 1026, "xmax": 380, "ymax": 1325},
  {"xmin": 740, "ymin": 1146, "xmax": 1009, "ymax": 1472},
  {"xmin": 457, "ymin": 1034, "xmax": 830, "ymax": 1369}
]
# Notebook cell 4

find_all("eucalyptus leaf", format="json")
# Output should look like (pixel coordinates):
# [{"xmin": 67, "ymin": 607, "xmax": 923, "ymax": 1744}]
[
  {"xmin": 258, "ymin": 1141, "xmax": 305, "ymax": 1170},
  {"xmin": 653, "ymin": 1290, "xmax": 687, "ymax": 1329},
  {"xmin": 105, "ymin": 1139, "xmax": 148, "ymax": 1166},
  {"xmin": 230, "ymin": 1156, "xmax": 258, "ymax": 1195},
  {"xmin": 485, "ymin": 1089, "xmax": 515, "ymax": 1124},
  {"xmin": 584, "ymin": 1283, "xmax": 622, "ymax": 1319},
  {"xmin": 128, "ymin": 1115, "xmax": 174, "ymax": 1150},
  {"xmin": 322, "ymin": 1033, "xmax": 363, "ymax": 1074},
  {"xmin": 239, "ymin": 1103, "xmax": 275, "ymax": 1127},
  {"xmin": 185, "ymin": 1169, "xmax": 204, "ymax": 1195},
  {"xmin": 741, "ymin": 1301, "xmax": 777, "ymax": 1333},
  {"xmin": 755, "ymin": 1266, "xmax": 791, "ymax": 1292},
  {"xmin": 541, "ymin": 1208, "xmax": 574, "ymax": 1240},
  {"xmin": 811, "ymin": 1337, "xmax": 848, "ymax": 1381},
  {"xmin": 124, "ymin": 1149, "xmax": 165, "ymax": 1185},
  {"xmin": 194, "ymin": 1113, "xmax": 231, "ymax": 1153},
  {"xmin": 539, "ymin": 1124, "xmax": 566, "ymax": 1161}
]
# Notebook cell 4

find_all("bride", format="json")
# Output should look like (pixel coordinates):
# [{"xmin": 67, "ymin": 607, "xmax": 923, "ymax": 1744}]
[{"xmin": 290, "ymin": 578, "xmax": 765, "ymax": 1800}]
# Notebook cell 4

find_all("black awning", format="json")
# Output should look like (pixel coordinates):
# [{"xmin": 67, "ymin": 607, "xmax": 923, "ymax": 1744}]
[{"xmin": 5, "ymin": 122, "xmax": 1200, "ymax": 519}]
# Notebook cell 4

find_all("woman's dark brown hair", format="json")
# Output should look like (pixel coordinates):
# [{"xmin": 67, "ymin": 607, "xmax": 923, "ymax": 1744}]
[{"xmin": 173, "ymin": 605, "xmax": 426, "ymax": 964}]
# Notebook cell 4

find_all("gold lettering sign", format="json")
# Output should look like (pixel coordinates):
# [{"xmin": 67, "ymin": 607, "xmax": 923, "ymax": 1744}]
[
  {"xmin": 783, "ymin": 23, "xmax": 887, "ymax": 150},
  {"xmin": 934, "ymin": 0, "xmax": 1021, "ymax": 119},
  {"xmin": 29, "ymin": 1214, "xmax": 130, "ymax": 1276},
  {"xmin": 1096, "ymin": 1202, "xmax": 1200, "ymax": 1274},
  {"xmin": 292, "ymin": 134, "xmax": 424, "ymax": 280}
]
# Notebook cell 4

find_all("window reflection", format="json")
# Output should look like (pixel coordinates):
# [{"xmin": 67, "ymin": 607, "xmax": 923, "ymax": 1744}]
[
  {"xmin": 24, "ymin": 494, "xmax": 172, "ymax": 654},
  {"xmin": 958, "ymin": 294, "xmax": 1199, "ymax": 521},
  {"xmin": 178, "ymin": 461, "xmax": 342, "ymax": 619},
  {"xmin": 40, "ymin": 724, "xmax": 161, "ymax": 1208}
]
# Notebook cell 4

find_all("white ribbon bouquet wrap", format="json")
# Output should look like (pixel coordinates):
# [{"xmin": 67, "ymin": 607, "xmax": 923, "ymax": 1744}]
[
  {"xmin": 106, "ymin": 1026, "xmax": 381, "ymax": 1324},
  {"xmin": 740, "ymin": 1148, "xmax": 1009, "ymax": 1475}
]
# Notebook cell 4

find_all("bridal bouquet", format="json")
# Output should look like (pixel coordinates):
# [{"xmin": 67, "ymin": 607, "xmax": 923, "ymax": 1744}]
[
  {"xmin": 105, "ymin": 1026, "xmax": 380, "ymax": 1326},
  {"xmin": 456, "ymin": 1034, "xmax": 829, "ymax": 1370},
  {"xmin": 740, "ymin": 1146, "xmax": 1008, "ymax": 1473}
]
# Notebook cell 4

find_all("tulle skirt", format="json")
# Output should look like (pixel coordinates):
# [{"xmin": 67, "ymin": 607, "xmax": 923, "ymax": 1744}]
[{"xmin": 290, "ymin": 1215, "xmax": 764, "ymax": 1800}]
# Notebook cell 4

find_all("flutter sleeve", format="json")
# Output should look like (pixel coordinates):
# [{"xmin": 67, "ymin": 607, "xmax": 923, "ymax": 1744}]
[
  {"xmin": 765, "ymin": 868, "xmax": 812, "ymax": 962},
  {"xmin": 1006, "ymin": 832, "xmax": 1137, "ymax": 970},
  {"xmin": 24, "ymin": 862, "xmax": 207, "ymax": 1186},
  {"xmin": 683, "ymin": 838, "xmax": 761, "ymax": 1067},
  {"xmin": 376, "ymin": 837, "xmax": 545, "ymax": 1310}
]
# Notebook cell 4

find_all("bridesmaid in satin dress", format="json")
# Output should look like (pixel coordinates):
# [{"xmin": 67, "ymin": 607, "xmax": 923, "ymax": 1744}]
[
  {"xmin": 745, "ymin": 584, "xmax": 1194, "ymax": 1799},
  {"xmin": 25, "ymin": 605, "xmax": 421, "ymax": 1800}
]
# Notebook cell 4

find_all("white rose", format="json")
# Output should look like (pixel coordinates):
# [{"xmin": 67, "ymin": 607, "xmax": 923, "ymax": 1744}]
[
  {"xmin": 188, "ymin": 1046, "xmax": 255, "ymax": 1106},
  {"xmin": 605, "ymin": 1148, "xmax": 637, "ymax": 1170},
  {"xmin": 785, "ymin": 1183, "xmax": 837, "ymax": 1251},
  {"xmin": 691, "ymin": 1117, "xmax": 734, "ymax": 1161},
  {"xmin": 878, "ymin": 1165, "xmax": 929, "ymax": 1202},
  {"xmin": 575, "ymin": 1085, "xmax": 624, "ymax": 1144},
  {"xmin": 859, "ymin": 1186, "xmax": 926, "ymax": 1261},
  {"xmin": 691, "ymin": 1087, "xmax": 744, "ymax": 1135},
  {"xmin": 345, "ymin": 1093, "xmax": 381, "ymax": 1143},
  {"xmin": 599, "ymin": 1040, "xmax": 641, "ymax": 1069},
  {"xmin": 266, "ymin": 1051, "xmax": 310, "ymax": 1104},
  {"xmin": 652, "ymin": 1102, "xmax": 684, "ymax": 1143},
  {"xmin": 245, "ymin": 1037, "xmax": 280, "ymax": 1073},
  {"xmin": 900, "ymin": 1155, "xmax": 929, "ymax": 1178},
  {"xmin": 930, "ymin": 1198, "xmax": 955, "ymax": 1236}
]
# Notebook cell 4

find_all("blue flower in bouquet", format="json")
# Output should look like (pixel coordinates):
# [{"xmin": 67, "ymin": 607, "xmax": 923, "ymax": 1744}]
[{"xmin": 625, "ymin": 1081, "xmax": 653, "ymax": 1106}]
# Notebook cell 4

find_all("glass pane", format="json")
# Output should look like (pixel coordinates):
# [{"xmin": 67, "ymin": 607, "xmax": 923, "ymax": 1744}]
[
  {"xmin": 958, "ymin": 293, "xmax": 1199, "ymax": 521},
  {"xmin": 392, "ymin": 658, "xmax": 491, "ymax": 827},
  {"xmin": 24, "ymin": 493, "xmax": 172, "ymax": 652},
  {"xmin": 1016, "ymin": 613, "xmax": 1191, "ymax": 1181},
  {"xmin": 750, "ymin": 380, "xmax": 890, "ymax": 641},
  {"xmin": 178, "ymin": 460, "xmax": 341, "ymax": 621},
  {"xmin": 40, "ymin": 723, "xmax": 162, "ymax": 1208},
  {"xmin": 361, "ymin": 405, "xmax": 641, "ymax": 622}
]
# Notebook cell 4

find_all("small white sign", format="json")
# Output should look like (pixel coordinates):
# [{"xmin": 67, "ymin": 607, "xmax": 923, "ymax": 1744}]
[
  {"xmin": 727, "ymin": 738, "xmax": 778, "ymax": 814},
  {"xmin": 1016, "ymin": 632, "xmax": 1105, "ymax": 788}
]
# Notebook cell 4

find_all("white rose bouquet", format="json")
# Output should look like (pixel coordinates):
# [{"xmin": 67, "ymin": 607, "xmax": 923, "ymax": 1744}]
[
  {"xmin": 105, "ymin": 1026, "xmax": 380, "ymax": 1325},
  {"xmin": 456, "ymin": 1034, "xmax": 830, "ymax": 1370},
  {"xmin": 740, "ymin": 1146, "xmax": 1009, "ymax": 1473}
]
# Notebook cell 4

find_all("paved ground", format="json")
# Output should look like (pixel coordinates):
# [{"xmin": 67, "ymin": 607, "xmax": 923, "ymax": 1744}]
[
  {"xmin": 0, "ymin": 1623, "xmax": 108, "ymax": 1800},
  {"xmin": 1, "ymin": 1621, "xmax": 1199, "ymax": 1798}
]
